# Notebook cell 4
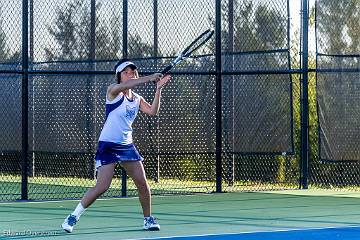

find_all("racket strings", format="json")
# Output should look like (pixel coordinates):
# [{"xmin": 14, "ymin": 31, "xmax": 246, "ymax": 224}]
[{"xmin": 182, "ymin": 30, "xmax": 214, "ymax": 57}]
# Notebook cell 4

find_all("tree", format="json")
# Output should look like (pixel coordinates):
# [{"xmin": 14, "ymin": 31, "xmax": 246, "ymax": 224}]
[
  {"xmin": 0, "ymin": 22, "xmax": 9, "ymax": 61},
  {"xmin": 128, "ymin": 33, "xmax": 156, "ymax": 58},
  {"xmin": 45, "ymin": 0, "xmax": 118, "ymax": 61},
  {"xmin": 215, "ymin": 1, "xmax": 289, "ymax": 143},
  {"xmin": 205, "ymin": 0, "xmax": 293, "ymax": 184},
  {"xmin": 316, "ymin": 0, "xmax": 360, "ymax": 55},
  {"xmin": 45, "ymin": 0, "xmax": 95, "ymax": 61},
  {"xmin": 152, "ymin": 0, "xmax": 292, "ymax": 182},
  {"xmin": 315, "ymin": 0, "xmax": 360, "ymax": 163},
  {"xmin": 45, "ymin": 0, "xmax": 159, "ymax": 61},
  {"xmin": 0, "ymin": 6, "xmax": 20, "ymax": 63}
]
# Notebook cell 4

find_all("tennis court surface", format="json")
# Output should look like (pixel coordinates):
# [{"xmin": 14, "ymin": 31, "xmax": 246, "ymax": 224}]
[{"xmin": 1, "ymin": 190, "xmax": 359, "ymax": 240}]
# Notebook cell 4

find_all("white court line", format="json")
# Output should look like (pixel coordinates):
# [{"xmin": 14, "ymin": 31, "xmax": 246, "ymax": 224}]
[
  {"xmin": 0, "ymin": 193, "xmax": 213, "ymax": 205},
  {"xmin": 123, "ymin": 225, "xmax": 360, "ymax": 240},
  {"xmin": 0, "ymin": 197, "xmax": 134, "ymax": 205}
]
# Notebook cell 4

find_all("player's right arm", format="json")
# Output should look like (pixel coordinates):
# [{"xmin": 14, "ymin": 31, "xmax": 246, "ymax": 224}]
[{"xmin": 107, "ymin": 73, "xmax": 162, "ymax": 100}]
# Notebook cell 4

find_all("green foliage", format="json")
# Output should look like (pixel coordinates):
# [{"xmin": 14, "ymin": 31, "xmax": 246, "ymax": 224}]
[
  {"xmin": 45, "ymin": 0, "xmax": 111, "ymax": 61},
  {"xmin": 0, "ymin": 20, "xmax": 9, "ymax": 61},
  {"xmin": 315, "ymin": 0, "xmax": 359, "ymax": 161},
  {"xmin": 209, "ymin": 0, "xmax": 294, "ymax": 183},
  {"xmin": 128, "ymin": 33, "xmax": 156, "ymax": 58},
  {"xmin": 317, "ymin": 0, "xmax": 360, "ymax": 54},
  {"xmin": 0, "ymin": 7, "xmax": 20, "ymax": 63}
]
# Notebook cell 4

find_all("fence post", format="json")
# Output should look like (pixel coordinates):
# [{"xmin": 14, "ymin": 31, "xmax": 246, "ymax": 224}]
[
  {"xmin": 215, "ymin": 0, "xmax": 222, "ymax": 193},
  {"xmin": 121, "ymin": 0, "xmax": 128, "ymax": 197},
  {"xmin": 87, "ymin": 0, "xmax": 96, "ymax": 180},
  {"xmin": 226, "ymin": 0, "xmax": 235, "ymax": 186},
  {"xmin": 153, "ymin": 0, "xmax": 160, "ymax": 183},
  {"xmin": 300, "ymin": 0, "xmax": 309, "ymax": 189},
  {"xmin": 21, "ymin": 0, "xmax": 29, "ymax": 200}
]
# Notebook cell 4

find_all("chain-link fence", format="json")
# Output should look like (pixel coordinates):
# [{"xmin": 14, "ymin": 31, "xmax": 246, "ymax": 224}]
[
  {"xmin": 0, "ymin": 0, "xmax": 358, "ymax": 201},
  {"xmin": 310, "ymin": 0, "xmax": 360, "ymax": 190}
]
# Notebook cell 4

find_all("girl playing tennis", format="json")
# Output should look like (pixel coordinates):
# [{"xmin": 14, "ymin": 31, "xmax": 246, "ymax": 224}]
[{"xmin": 62, "ymin": 59, "xmax": 171, "ymax": 233}]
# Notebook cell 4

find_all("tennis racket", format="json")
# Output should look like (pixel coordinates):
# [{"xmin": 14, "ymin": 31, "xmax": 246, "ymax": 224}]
[{"xmin": 160, "ymin": 28, "xmax": 214, "ymax": 75}]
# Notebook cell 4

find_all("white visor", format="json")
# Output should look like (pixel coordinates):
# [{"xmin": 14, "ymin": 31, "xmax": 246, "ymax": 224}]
[{"xmin": 115, "ymin": 61, "xmax": 137, "ymax": 73}]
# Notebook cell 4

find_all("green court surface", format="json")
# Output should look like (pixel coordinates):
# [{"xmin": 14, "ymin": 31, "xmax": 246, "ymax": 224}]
[{"xmin": 0, "ymin": 190, "xmax": 359, "ymax": 240}]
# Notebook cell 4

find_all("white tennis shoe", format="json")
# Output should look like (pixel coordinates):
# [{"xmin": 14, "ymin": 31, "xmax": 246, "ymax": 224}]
[
  {"xmin": 143, "ymin": 216, "xmax": 160, "ymax": 231},
  {"xmin": 61, "ymin": 214, "xmax": 78, "ymax": 233}
]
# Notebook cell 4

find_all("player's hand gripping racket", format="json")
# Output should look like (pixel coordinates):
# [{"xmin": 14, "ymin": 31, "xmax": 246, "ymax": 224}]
[{"xmin": 161, "ymin": 28, "xmax": 214, "ymax": 75}]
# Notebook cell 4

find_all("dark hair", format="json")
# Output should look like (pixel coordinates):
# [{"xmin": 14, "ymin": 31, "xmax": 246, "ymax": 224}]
[{"xmin": 114, "ymin": 59, "xmax": 138, "ymax": 83}]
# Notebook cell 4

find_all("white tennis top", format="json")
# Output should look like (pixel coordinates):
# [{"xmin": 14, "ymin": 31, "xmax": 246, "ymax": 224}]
[{"xmin": 98, "ymin": 92, "xmax": 141, "ymax": 145}]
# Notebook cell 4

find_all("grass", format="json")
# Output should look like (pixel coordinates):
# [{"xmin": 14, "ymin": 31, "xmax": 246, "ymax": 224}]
[{"xmin": 2, "ymin": 174, "xmax": 358, "ymax": 202}]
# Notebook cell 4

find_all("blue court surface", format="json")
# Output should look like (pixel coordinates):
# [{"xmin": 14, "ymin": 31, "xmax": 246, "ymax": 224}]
[{"xmin": 141, "ymin": 226, "xmax": 360, "ymax": 240}]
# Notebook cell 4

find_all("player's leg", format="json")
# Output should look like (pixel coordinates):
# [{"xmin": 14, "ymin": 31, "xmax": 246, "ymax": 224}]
[
  {"xmin": 121, "ymin": 161, "xmax": 151, "ymax": 216},
  {"xmin": 121, "ymin": 161, "xmax": 160, "ymax": 231},
  {"xmin": 62, "ymin": 162, "xmax": 116, "ymax": 233},
  {"xmin": 81, "ymin": 162, "xmax": 116, "ymax": 207}
]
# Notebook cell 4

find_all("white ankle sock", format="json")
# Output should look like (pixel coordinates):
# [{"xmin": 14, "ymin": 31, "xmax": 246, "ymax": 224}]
[{"xmin": 71, "ymin": 203, "xmax": 86, "ymax": 220}]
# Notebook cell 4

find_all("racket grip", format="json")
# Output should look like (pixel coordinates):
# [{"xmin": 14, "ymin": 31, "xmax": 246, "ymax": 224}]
[
  {"xmin": 152, "ymin": 65, "xmax": 172, "ymax": 84},
  {"xmin": 161, "ymin": 65, "xmax": 173, "ymax": 75}
]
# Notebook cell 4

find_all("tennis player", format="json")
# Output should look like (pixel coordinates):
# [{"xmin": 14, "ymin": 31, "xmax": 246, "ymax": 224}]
[{"xmin": 62, "ymin": 59, "xmax": 171, "ymax": 233}]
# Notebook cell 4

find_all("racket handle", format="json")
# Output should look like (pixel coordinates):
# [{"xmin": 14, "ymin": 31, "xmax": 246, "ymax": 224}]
[
  {"xmin": 161, "ymin": 65, "xmax": 173, "ymax": 75},
  {"xmin": 152, "ymin": 64, "xmax": 173, "ymax": 84}
]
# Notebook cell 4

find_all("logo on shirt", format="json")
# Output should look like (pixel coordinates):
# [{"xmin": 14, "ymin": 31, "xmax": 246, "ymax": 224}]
[{"xmin": 125, "ymin": 105, "xmax": 136, "ymax": 120}]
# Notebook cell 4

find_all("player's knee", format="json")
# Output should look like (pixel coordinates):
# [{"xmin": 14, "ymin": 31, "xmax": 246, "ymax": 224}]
[
  {"xmin": 95, "ymin": 183, "xmax": 110, "ymax": 194},
  {"xmin": 136, "ymin": 179, "xmax": 150, "ymax": 193}
]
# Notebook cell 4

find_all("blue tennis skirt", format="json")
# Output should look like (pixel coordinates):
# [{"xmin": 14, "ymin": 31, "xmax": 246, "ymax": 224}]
[{"xmin": 95, "ymin": 141, "xmax": 143, "ymax": 168}]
